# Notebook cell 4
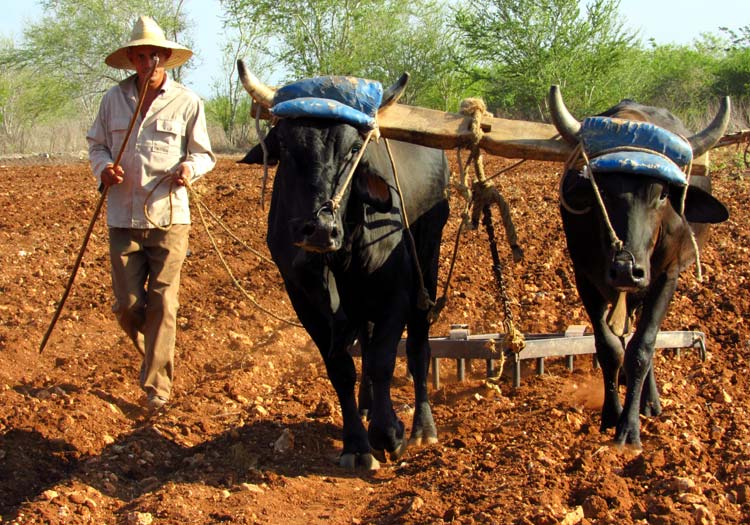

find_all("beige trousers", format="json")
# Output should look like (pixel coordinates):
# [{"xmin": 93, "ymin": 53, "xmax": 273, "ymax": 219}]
[{"xmin": 109, "ymin": 225, "xmax": 190, "ymax": 400}]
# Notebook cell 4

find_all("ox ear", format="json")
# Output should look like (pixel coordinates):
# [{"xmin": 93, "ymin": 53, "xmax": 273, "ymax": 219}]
[
  {"xmin": 237, "ymin": 127, "xmax": 279, "ymax": 166},
  {"xmin": 683, "ymin": 185, "xmax": 729, "ymax": 224},
  {"xmin": 353, "ymin": 166, "xmax": 393, "ymax": 213}
]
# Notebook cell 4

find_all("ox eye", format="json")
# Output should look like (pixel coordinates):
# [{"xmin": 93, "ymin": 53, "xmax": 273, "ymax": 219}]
[{"xmin": 660, "ymin": 187, "xmax": 669, "ymax": 201}]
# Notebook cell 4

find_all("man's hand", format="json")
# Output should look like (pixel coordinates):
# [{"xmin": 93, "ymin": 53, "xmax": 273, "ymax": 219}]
[
  {"xmin": 100, "ymin": 163, "xmax": 124, "ymax": 186},
  {"xmin": 173, "ymin": 163, "xmax": 193, "ymax": 186}
]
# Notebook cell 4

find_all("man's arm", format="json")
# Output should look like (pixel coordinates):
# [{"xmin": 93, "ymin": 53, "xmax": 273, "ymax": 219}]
[
  {"xmin": 177, "ymin": 97, "xmax": 216, "ymax": 184},
  {"xmin": 86, "ymin": 99, "xmax": 116, "ymax": 189}
]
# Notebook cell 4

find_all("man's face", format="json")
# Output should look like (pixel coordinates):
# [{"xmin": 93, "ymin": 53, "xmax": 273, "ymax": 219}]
[{"xmin": 126, "ymin": 45, "xmax": 172, "ymax": 83}]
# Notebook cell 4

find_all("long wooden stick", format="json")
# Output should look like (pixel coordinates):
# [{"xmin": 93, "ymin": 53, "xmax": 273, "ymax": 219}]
[{"xmin": 39, "ymin": 59, "xmax": 158, "ymax": 354}]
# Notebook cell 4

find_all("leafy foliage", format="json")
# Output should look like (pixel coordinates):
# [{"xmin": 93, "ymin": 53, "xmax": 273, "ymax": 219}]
[
  {"xmin": 220, "ymin": 0, "xmax": 467, "ymax": 109},
  {"xmin": 454, "ymin": 0, "xmax": 638, "ymax": 119},
  {"xmin": 0, "ymin": 0, "xmax": 748, "ymax": 153},
  {"xmin": 0, "ymin": 0, "xmax": 193, "ymax": 152}
]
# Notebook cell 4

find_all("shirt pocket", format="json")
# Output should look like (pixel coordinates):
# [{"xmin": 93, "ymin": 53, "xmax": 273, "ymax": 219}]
[
  {"xmin": 110, "ymin": 118, "xmax": 132, "ymax": 156},
  {"xmin": 151, "ymin": 118, "xmax": 187, "ymax": 156}
]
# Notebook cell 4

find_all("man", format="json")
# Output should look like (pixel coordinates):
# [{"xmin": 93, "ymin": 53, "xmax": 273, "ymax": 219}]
[{"xmin": 87, "ymin": 16, "xmax": 216, "ymax": 413}]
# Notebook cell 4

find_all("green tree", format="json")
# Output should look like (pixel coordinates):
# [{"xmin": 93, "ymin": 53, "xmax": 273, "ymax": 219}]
[
  {"xmin": 0, "ymin": 38, "xmax": 80, "ymax": 152},
  {"xmin": 715, "ymin": 25, "xmax": 750, "ymax": 108},
  {"xmin": 0, "ymin": 0, "xmax": 195, "ymax": 154},
  {"xmin": 629, "ymin": 42, "xmax": 719, "ymax": 127},
  {"xmin": 205, "ymin": 0, "xmax": 276, "ymax": 150},
  {"xmin": 453, "ymin": 0, "xmax": 638, "ymax": 119},
  {"xmin": 219, "ymin": 0, "xmax": 467, "ymax": 110}
]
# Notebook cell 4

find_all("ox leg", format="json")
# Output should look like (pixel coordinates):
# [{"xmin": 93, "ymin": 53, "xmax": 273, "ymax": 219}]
[
  {"xmin": 403, "ymin": 204, "xmax": 445, "ymax": 448},
  {"xmin": 321, "ymin": 347, "xmax": 379, "ymax": 468},
  {"xmin": 575, "ymin": 278, "xmax": 624, "ymax": 431},
  {"xmin": 640, "ymin": 365, "xmax": 662, "ymax": 417},
  {"xmin": 615, "ymin": 276, "xmax": 675, "ymax": 447},
  {"xmin": 405, "ymin": 317, "xmax": 438, "ymax": 447},
  {"xmin": 284, "ymin": 284, "xmax": 375, "ymax": 468},
  {"xmin": 364, "ymin": 322, "xmax": 407, "ymax": 463},
  {"xmin": 593, "ymin": 327, "xmax": 625, "ymax": 431},
  {"xmin": 357, "ymin": 356, "xmax": 373, "ymax": 421}
]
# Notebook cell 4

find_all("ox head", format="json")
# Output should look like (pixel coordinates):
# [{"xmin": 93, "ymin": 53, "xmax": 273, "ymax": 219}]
[
  {"xmin": 550, "ymin": 86, "xmax": 730, "ymax": 291},
  {"xmin": 237, "ymin": 60, "xmax": 408, "ymax": 253}
]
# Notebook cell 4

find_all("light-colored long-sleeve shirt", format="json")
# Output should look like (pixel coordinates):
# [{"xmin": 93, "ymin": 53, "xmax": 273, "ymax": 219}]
[{"xmin": 87, "ymin": 74, "xmax": 216, "ymax": 228}]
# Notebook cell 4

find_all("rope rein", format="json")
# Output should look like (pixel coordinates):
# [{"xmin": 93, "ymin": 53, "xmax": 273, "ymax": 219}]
[
  {"xmin": 184, "ymin": 179, "xmax": 302, "ymax": 327},
  {"xmin": 384, "ymin": 137, "xmax": 434, "ymax": 312},
  {"xmin": 255, "ymin": 103, "xmax": 271, "ymax": 209},
  {"xmin": 144, "ymin": 174, "xmax": 175, "ymax": 230},
  {"xmin": 141, "ymin": 170, "xmax": 300, "ymax": 327},
  {"xmin": 327, "ymin": 129, "xmax": 375, "ymax": 212}
]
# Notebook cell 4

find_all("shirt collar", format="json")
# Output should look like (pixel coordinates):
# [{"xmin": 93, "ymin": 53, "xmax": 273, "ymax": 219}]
[{"xmin": 120, "ymin": 73, "xmax": 171, "ymax": 97}]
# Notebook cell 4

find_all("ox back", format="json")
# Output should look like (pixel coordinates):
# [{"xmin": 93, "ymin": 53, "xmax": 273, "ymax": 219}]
[
  {"xmin": 241, "ymin": 117, "xmax": 449, "ymax": 468},
  {"xmin": 558, "ymin": 100, "xmax": 729, "ymax": 447}
]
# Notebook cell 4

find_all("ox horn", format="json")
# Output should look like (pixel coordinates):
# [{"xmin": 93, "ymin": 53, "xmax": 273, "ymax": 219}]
[
  {"xmin": 548, "ymin": 85, "xmax": 581, "ymax": 145},
  {"xmin": 237, "ymin": 59, "xmax": 275, "ymax": 108},
  {"xmin": 379, "ymin": 72, "xmax": 410, "ymax": 111},
  {"xmin": 687, "ymin": 96, "xmax": 731, "ymax": 158}
]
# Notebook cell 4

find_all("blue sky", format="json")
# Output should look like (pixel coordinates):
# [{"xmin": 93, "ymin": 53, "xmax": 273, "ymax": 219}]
[{"xmin": 1, "ymin": 0, "xmax": 747, "ymax": 99}]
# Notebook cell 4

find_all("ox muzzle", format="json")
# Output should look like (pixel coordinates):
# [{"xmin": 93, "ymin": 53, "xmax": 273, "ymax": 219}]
[
  {"xmin": 292, "ymin": 201, "xmax": 343, "ymax": 253},
  {"xmin": 607, "ymin": 248, "xmax": 647, "ymax": 291}
]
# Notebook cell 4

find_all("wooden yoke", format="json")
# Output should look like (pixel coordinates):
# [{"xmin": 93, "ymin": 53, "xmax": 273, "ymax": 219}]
[
  {"xmin": 376, "ymin": 103, "xmax": 709, "ymax": 175},
  {"xmin": 251, "ymin": 101, "xmax": 710, "ymax": 175},
  {"xmin": 377, "ymin": 103, "xmax": 568, "ymax": 161}
]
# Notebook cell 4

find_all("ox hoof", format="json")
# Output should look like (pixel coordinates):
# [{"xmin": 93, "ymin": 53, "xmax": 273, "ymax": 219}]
[
  {"xmin": 613, "ymin": 438, "xmax": 643, "ymax": 452},
  {"xmin": 409, "ymin": 435, "xmax": 438, "ymax": 447},
  {"xmin": 339, "ymin": 452, "xmax": 381, "ymax": 470},
  {"xmin": 372, "ymin": 440, "xmax": 408, "ymax": 464},
  {"xmin": 613, "ymin": 429, "xmax": 643, "ymax": 450}
]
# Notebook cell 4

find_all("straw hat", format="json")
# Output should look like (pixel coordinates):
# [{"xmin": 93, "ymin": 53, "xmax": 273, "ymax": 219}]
[{"xmin": 105, "ymin": 16, "xmax": 192, "ymax": 70}]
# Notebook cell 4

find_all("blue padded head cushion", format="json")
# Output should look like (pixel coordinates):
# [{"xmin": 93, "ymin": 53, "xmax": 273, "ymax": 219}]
[
  {"xmin": 271, "ymin": 76, "xmax": 383, "ymax": 130},
  {"xmin": 580, "ymin": 117, "xmax": 692, "ymax": 186},
  {"xmin": 588, "ymin": 151, "xmax": 688, "ymax": 185}
]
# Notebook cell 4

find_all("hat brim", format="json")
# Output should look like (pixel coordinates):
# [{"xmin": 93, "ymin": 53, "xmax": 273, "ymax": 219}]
[{"xmin": 105, "ymin": 40, "xmax": 193, "ymax": 70}]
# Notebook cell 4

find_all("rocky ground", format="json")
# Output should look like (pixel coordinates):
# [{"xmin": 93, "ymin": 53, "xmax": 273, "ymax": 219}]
[{"xmin": 0, "ymin": 149, "xmax": 748, "ymax": 524}]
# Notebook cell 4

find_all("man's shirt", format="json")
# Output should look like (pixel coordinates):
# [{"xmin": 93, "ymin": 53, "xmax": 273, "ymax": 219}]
[{"xmin": 87, "ymin": 75, "xmax": 216, "ymax": 228}]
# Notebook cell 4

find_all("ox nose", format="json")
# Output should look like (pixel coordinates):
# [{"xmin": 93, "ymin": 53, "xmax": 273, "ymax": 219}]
[
  {"xmin": 608, "ymin": 249, "xmax": 646, "ymax": 289},
  {"xmin": 298, "ymin": 211, "xmax": 341, "ymax": 252}
]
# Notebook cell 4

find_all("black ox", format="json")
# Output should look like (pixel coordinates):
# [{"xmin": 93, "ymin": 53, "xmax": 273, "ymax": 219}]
[
  {"xmin": 549, "ymin": 86, "xmax": 730, "ymax": 447},
  {"xmin": 238, "ymin": 61, "xmax": 449, "ymax": 468}
]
